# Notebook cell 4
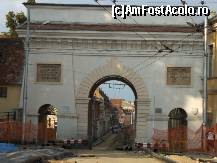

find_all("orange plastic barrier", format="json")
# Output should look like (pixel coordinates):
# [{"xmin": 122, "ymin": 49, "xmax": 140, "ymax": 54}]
[
  {"xmin": 0, "ymin": 121, "xmax": 38, "ymax": 143},
  {"xmin": 152, "ymin": 125, "xmax": 204, "ymax": 152}
]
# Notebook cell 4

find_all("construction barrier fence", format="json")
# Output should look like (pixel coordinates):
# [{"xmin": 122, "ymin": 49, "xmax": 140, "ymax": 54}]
[
  {"xmin": 0, "ymin": 121, "xmax": 38, "ymax": 143},
  {"xmin": 152, "ymin": 126, "xmax": 202, "ymax": 152},
  {"xmin": 1, "ymin": 121, "xmax": 217, "ymax": 155},
  {"xmin": 0, "ymin": 120, "xmax": 58, "ymax": 144},
  {"xmin": 150, "ymin": 124, "xmax": 217, "ymax": 155}
]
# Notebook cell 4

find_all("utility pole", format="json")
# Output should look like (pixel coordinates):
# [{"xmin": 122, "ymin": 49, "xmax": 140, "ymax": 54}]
[
  {"xmin": 201, "ymin": 0, "xmax": 208, "ymax": 151},
  {"xmin": 203, "ymin": 15, "xmax": 208, "ymax": 127},
  {"xmin": 22, "ymin": 6, "xmax": 30, "ymax": 144}
]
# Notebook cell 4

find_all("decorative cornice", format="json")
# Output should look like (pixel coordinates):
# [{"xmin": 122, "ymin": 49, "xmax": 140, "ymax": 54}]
[
  {"xmin": 19, "ymin": 23, "xmax": 200, "ymax": 33},
  {"xmin": 18, "ymin": 29, "xmax": 203, "ymax": 41},
  {"xmin": 26, "ymin": 38, "xmax": 203, "ymax": 53}
]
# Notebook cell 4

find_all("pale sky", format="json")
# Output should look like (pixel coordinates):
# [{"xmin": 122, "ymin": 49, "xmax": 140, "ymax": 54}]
[
  {"xmin": 99, "ymin": 80, "xmax": 135, "ymax": 101},
  {"xmin": 1, "ymin": 0, "xmax": 217, "ymax": 32}
]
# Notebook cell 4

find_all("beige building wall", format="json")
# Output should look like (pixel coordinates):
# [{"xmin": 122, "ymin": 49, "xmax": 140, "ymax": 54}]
[
  {"xmin": 208, "ymin": 20, "xmax": 217, "ymax": 126},
  {"xmin": 208, "ymin": 29, "xmax": 217, "ymax": 76},
  {"xmin": 0, "ymin": 85, "xmax": 21, "ymax": 112}
]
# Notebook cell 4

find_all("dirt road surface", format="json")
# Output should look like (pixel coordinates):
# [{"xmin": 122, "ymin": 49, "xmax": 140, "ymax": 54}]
[
  {"xmin": 168, "ymin": 155, "xmax": 196, "ymax": 163},
  {"xmin": 49, "ymin": 149, "xmax": 165, "ymax": 163}
]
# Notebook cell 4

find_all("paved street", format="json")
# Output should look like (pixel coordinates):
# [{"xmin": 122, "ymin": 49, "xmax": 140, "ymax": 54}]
[
  {"xmin": 92, "ymin": 128, "xmax": 128, "ymax": 150},
  {"xmin": 49, "ymin": 149, "xmax": 165, "ymax": 163},
  {"xmin": 47, "ymin": 131, "xmax": 165, "ymax": 163}
]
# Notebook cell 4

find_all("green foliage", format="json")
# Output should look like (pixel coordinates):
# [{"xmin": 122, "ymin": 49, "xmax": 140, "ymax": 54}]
[
  {"xmin": 5, "ymin": 11, "xmax": 27, "ymax": 38},
  {"xmin": 27, "ymin": 0, "xmax": 36, "ymax": 4},
  {"xmin": 6, "ymin": 11, "xmax": 17, "ymax": 30},
  {"xmin": 5, "ymin": 0, "xmax": 36, "ymax": 37},
  {"xmin": 16, "ymin": 12, "xmax": 27, "ymax": 24}
]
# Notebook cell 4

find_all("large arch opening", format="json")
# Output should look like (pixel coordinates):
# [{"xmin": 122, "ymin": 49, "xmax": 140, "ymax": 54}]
[
  {"xmin": 88, "ymin": 75, "xmax": 137, "ymax": 149},
  {"xmin": 76, "ymin": 59, "xmax": 151, "ymax": 147}
]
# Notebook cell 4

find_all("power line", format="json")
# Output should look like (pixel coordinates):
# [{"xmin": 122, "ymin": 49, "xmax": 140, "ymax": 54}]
[
  {"xmin": 94, "ymin": 0, "xmax": 162, "ymax": 52},
  {"xmin": 94, "ymin": 0, "xmax": 177, "ymax": 76},
  {"xmin": 121, "ymin": 31, "xmax": 202, "ymax": 77},
  {"xmin": 111, "ymin": 0, "xmax": 170, "ymax": 50},
  {"xmin": 93, "ymin": 0, "xmax": 202, "ymax": 78},
  {"xmin": 180, "ymin": 0, "xmax": 197, "ymax": 25},
  {"xmin": 103, "ymin": 82, "xmax": 126, "ymax": 89}
]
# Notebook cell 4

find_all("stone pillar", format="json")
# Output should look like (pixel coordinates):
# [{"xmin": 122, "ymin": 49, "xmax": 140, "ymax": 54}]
[
  {"xmin": 76, "ymin": 97, "xmax": 90, "ymax": 139},
  {"xmin": 135, "ymin": 98, "xmax": 151, "ymax": 143}
]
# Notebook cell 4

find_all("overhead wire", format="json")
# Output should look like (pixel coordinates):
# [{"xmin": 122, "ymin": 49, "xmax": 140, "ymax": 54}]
[
  {"xmin": 123, "ymin": 32, "xmax": 203, "ymax": 74},
  {"xmin": 111, "ymin": 0, "xmax": 195, "ymax": 75},
  {"xmin": 112, "ymin": 0, "xmax": 168, "ymax": 50},
  {"xmin": 94, "ymin": 0, "xmax": 203, "ymax": 76},
  {"xmin": 94, "ymin": 0, "xmax": 162, "ymax": 52},
  {"xmin": 167, "ymin": 0, "xmax": 201, "ymax": 50},
  {"xmin": 94, "ymin": 0, "xmax": 169, "ymax": 75}
]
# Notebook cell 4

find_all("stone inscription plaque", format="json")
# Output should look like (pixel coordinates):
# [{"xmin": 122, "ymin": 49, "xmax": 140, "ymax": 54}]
[
  {"xmin": 167, "ymin": 67, "xmax": 191, "ymax": 85},
  {"xmin": 37, "ymin": 64, "xmax": 61, "ymax": 82}
]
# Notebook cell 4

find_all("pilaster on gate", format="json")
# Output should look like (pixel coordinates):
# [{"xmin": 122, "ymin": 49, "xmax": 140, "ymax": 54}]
[
  {"xmin": 135, "ymin": 98, "xmax": 151, "ymax": 143},
  {"xmin": 75, "ymin": 97, "xmax": 90, "ymax": 139}
]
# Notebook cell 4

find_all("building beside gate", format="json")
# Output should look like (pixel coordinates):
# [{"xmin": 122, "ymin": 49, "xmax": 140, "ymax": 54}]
[
  {"xmin": 17, "ymin": 3, "xmax": 204, "ymax": 146},
  {"xmin": 208, "ymin": 16, "xmax": 217, "ymax": 127},
  {"xmin": 110, "ymin": 99, "xmax": 135, "ymax": 126},
  {"xmin": 0, "ymin": 38, "xmax": 24, "ymax": 121},
  {"xmin": 92, "ymin": 88, "xmax": 112, "ymax": 141}
]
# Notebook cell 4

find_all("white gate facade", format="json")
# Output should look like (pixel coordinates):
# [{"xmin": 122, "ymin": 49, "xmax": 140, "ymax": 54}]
[{"xmin": 18, "ymin": 3, "xmax": 204, "ymax": 143}]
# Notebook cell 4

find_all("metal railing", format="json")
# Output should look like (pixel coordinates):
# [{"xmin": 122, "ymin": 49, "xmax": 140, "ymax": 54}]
[{"xmin": 0, "ymin": 111, "xmax": 16, "ymax": 122}]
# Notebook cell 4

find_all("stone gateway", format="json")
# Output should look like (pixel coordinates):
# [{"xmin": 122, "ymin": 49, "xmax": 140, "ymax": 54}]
[{"xmin": 17, "ymin": 3, "xmax": 204, "ymax": 146}]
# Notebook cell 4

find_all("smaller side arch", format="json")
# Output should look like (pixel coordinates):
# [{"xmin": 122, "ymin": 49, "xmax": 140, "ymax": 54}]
[
  {"xmin": 168, "ymin": 108, "xmax": 188, "ymax": 152},
  {"xmin": 38, "ymin": 104, "xmax": 58, "ymax": 144},
  {"xmin": 38, "ymin": 104, "xmax": 57, "ymax": 115},
  {"xmin": 168, "ymin": 108, "xmax": 187, "ymax": 120}
]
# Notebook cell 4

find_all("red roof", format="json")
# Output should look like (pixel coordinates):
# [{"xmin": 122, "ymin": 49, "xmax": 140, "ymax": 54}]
[{"xmin": 0, "ymin": 38, "xmax": 24, "ymax": 85}]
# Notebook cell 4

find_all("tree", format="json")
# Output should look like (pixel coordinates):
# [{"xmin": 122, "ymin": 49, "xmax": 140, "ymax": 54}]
[
  {"xmin": 6, "ymin": 11, "xmax": 27, "ymax": 37},
  {"xmin": 5, "ymin": 0, "xmax": 36, "ymax": 37},
  {"xmin": 27, "ymin": 0, "xmax": 36, "ymax": 4}
]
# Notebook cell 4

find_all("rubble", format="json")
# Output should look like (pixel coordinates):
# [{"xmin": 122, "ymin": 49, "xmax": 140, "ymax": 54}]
[{"xmin": 0, "ymin": 147, "xmax": 74, "ymax": 163}]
